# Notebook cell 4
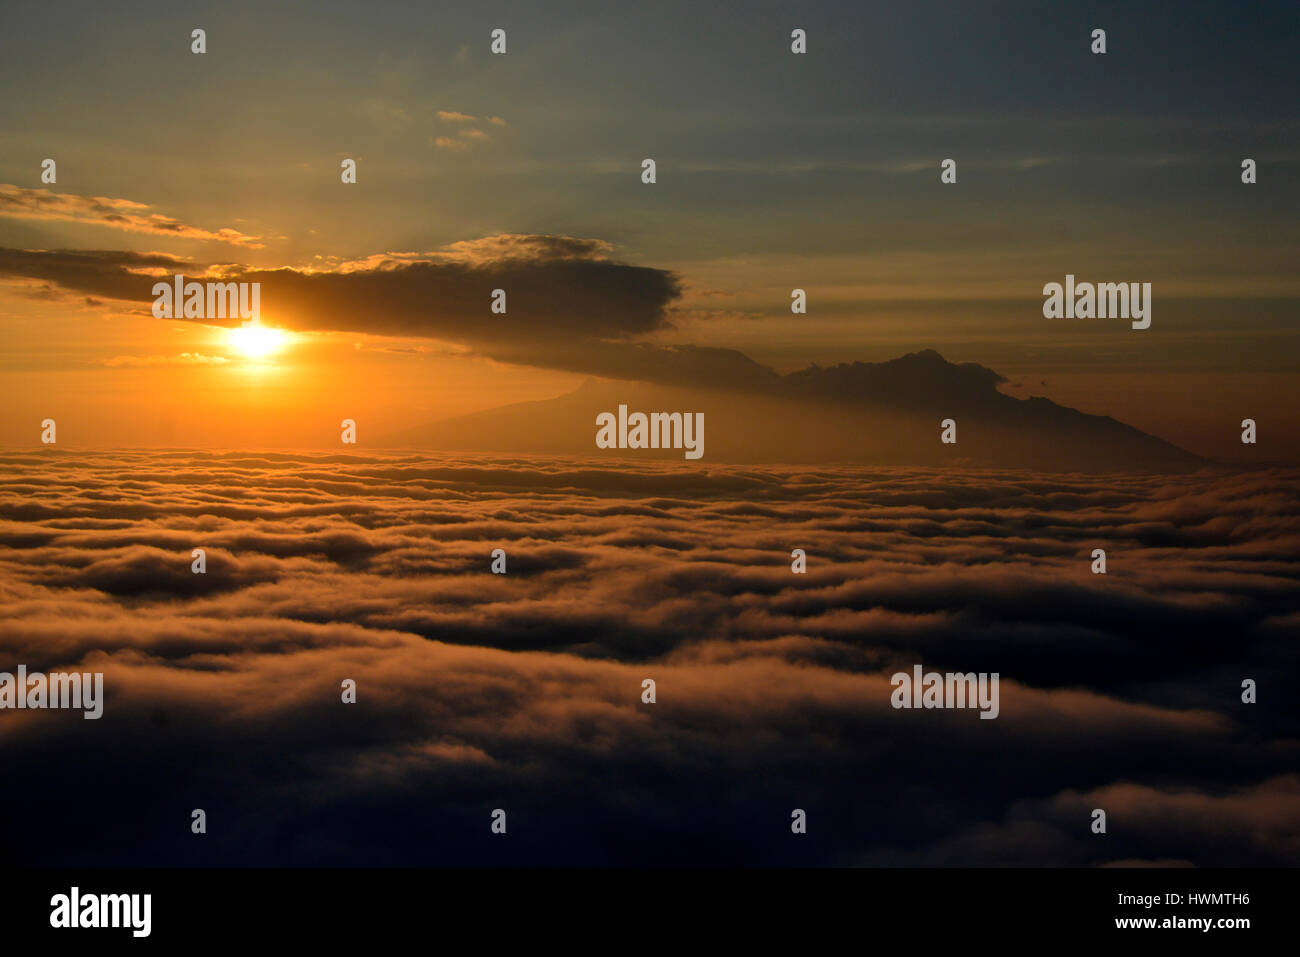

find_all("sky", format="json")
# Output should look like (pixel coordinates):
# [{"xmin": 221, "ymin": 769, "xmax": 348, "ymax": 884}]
[{"xmin": 1, "ymin": 0, "xmax": 1297, "ymax": 457}]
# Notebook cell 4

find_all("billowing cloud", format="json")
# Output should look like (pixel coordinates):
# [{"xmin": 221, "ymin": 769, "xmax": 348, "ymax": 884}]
[
  {"xmin": 0, "ymin": 235, "xmax": 679, "ymax": 339},
  {"xmin": 0, "ymin": 247, "xmax": 189, "ymax": 302},
  {"xmin": 0, "ymin": 238, "xmax": 687, "ymax": 380},
  {"xmin": 0, "ymin": 452, "xmax": 1295, "ymax": 865}
]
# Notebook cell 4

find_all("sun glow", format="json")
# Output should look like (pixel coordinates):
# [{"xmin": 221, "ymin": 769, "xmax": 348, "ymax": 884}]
[{"xmin": 228, "ymin": 322, "xmax": 288, "ymax": 360}]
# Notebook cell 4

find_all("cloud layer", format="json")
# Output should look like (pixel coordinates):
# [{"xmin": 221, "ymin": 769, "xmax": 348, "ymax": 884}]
[
  {"xmin": 0, "ymin": 452, "xmax": 1295, "ymax": 865},
  {"xmin": 0, "ymin": 235, "xmax": 682, "ymax": 349}
]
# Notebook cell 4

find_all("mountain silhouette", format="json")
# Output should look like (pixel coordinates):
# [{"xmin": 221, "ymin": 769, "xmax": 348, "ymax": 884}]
[{"xmin": 380, "ymin": 350, "xmax": 1201, "ymax": 471}]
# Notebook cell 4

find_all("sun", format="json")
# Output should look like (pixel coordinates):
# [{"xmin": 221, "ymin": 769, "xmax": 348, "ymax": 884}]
[{"xmin": 228, "ymin": 321, "xmax": 287, "ymax": 360}]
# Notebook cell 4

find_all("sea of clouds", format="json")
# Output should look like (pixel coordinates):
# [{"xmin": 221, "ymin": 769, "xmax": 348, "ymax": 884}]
[{"xmin": 0, "ymin": 450, "xmax": 1296, "ymax": 866}]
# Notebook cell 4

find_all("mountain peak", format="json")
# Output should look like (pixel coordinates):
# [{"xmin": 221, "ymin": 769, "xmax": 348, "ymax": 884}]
[{"xmin": 380, "ymin": 349, "xmax": 1199, "ymax": 472}]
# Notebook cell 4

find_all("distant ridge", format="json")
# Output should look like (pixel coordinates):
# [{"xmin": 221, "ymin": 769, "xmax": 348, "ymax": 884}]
[{"xmin": 379, "ymin": 350, "xmax": 1201, "ymax": 472}]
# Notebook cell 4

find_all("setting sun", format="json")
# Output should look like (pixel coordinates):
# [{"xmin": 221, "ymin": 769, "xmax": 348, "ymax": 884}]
[{"xmin": 228, "ymin": 321, "xmax": 287, "ymax": 359}]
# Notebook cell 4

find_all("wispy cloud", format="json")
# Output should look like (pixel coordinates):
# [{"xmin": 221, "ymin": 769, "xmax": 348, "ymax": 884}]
[
  {"xmin": 101, "ymin": 353, "xmax": 229, "ymax": 367},
  {"xmin": 431, "ymin": 111, "xmax": 505, "ymax": 150},
  {"xmin": 0, "ymin": 185, "xmax": 264, "ymax": 248}
]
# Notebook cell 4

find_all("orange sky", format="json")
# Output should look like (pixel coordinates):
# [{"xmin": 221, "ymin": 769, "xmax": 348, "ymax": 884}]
[{"xmin": 1, "ymin": 2, "xmax": 1296, "ymax": 460}]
